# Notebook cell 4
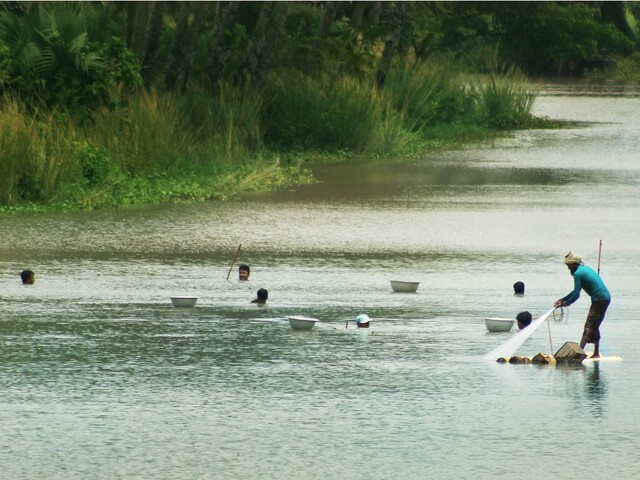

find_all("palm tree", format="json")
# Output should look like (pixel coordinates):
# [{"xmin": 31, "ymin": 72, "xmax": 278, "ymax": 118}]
[{"xmin": 0, "ymin": 3, "xmax": 105, "ymax": 107}]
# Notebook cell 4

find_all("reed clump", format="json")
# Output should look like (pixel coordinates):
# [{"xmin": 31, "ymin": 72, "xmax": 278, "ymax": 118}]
[
  {"xmin": 471, "ymin": 66, "xmax": 537, "ymax": 129},
  {"xmin": 384, "ymin": 60, "xmax": 471, "ymax": 132}
]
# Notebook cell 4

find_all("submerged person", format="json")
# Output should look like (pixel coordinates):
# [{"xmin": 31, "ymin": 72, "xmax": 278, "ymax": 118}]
[
  {"xmin": 355, "ymin": 314, "xmax": 371, "ymax": 328},
  {"xmin": 251, "ymin": 288, "xmax": 268, "ymax": 305},
  {"xmin": 239, "ymin": 264, "xmax": 250, "ymax": 281},
  {"xmin": 516, "ymin": 311, "xmax": 532, "ymax": 330},
  {"xmin": 554, "ymin": 251, "xmax": 611, "ymax": 358},
  {"xmin": 513, "ymin": 281, "xmax": 525, "ymax": 295},
  {"xmin": 20, "ymin": 269, "xmax": 35, "ymax": 285}
]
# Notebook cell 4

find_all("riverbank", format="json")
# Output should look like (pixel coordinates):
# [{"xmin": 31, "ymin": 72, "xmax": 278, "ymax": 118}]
[
  {"xmin": 0, "ymin": 117, "xmax": 563, "ymax": 217},
  {"xmin": 0, "ymin": 67, "xmax": 564, "ymax": 217}
]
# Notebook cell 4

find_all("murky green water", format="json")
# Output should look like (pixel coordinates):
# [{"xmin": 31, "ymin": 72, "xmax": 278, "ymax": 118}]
[{"xmin": 1, "ymin": 82, "xmax": 639, "ymax": 479}]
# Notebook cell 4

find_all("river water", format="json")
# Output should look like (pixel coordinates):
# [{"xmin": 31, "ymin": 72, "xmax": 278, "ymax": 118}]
[{"xmin": 1, "ymin": 82, "xmax": 639, "ymax": 479}]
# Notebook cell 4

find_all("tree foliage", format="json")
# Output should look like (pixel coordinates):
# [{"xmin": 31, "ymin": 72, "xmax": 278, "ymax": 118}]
[
  {"xmin": 1, "ymin": 1, "xmax": 637, "ymax": 110},
  {"xmin": 0, "ymin": 2, "xmax": 141, "ymax": 112}
]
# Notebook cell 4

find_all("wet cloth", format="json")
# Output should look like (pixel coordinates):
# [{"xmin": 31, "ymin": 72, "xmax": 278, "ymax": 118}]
[
  {"xmin": 581, "ymin": 299, "xmax": 610, "ymax": 344},
  {"xmin": 561, "ymin": 264, "xmax": 611, "ymax": 306}
]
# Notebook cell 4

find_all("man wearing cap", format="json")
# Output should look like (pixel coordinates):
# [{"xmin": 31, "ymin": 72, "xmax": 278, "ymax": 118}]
[
  {"xmin": 355, "ymin": 314, "xmax": 371, "ymax": 328},
  {"xmin": 554, "ymin": 251, "xmax": 611, "ymax": 358}
]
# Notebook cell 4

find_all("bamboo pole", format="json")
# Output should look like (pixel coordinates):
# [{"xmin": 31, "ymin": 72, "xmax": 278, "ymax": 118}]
[
  {"xmin": 226, "ymin": 244, "xmax": 242, "ymax": 281},
  {"xmin": 597, "ymin": 240, "xmax": 603, "ymax": 274}
]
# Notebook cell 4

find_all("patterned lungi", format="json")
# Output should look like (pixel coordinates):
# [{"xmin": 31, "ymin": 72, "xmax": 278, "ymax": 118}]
[{"xmin": 581, "ymin": 300, "xmax": 610, "ymax": 344}]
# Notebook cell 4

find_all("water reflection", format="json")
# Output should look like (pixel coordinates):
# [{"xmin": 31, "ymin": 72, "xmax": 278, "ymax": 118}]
[
  {"xmin": 551, "ymin": 362, "xmax": 608, "ymax": 419},
  {"xmin": 585, "ymin": 362, "xmax": 607, "ymax": 417}
]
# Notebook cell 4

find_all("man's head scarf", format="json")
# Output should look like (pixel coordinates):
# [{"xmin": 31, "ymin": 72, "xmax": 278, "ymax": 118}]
[{"xmin": 563, "ymin": 251, "xmax": 583, "ymax": 265}]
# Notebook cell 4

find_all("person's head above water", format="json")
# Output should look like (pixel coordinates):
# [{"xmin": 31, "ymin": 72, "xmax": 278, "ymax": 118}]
[
  {"xmin": 513, "ymin": 281, "xmax": 525, "ymax": 295},
  {"xmin": 20, "ymin": 269, "xmax": 35, "ymax": 285},
  {"xmin": 516, "ymin": 311, "xmax": 532, "ymax": 330},
  {"xmin": 251, "ymin": 288, "xmax": 268, "ymax": 304},
  {"xmin": 239, "ymin": 264, "xmax": 250, "ymax": 281},
  {"xmin": 355, "ymin": 314, "xmax": 371, "ymax": 328}
]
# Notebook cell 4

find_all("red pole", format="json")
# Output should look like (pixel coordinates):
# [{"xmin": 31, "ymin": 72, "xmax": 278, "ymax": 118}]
[{"xmin": 597, "ymin": 240, "xmax": 602, "ymax": 274}]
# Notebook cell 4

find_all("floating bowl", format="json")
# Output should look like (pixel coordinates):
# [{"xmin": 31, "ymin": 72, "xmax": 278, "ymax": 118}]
[
  {"xmin": 390, "ymin": 280, "xmax": 420, "ymax": 293},
  {"xmin": 485, "ymin": 317, "xmax": 514, "ymax": 332},
  {"xmin": 170, "ymin": 296, "xmax": 198, "ymax": 308},
  {"xmin": 287, "ymin": 316, "xmax": 319, "ymax": 330}
]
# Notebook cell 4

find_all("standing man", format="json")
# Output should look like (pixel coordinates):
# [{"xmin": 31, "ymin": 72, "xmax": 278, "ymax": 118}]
[
  {"xmin": 238, "ymin": 264, "xmax": 250, "ymax": 281},
  {"xmin": 554, "ymin": 251, "xmax": 611, "ymax": 358}
]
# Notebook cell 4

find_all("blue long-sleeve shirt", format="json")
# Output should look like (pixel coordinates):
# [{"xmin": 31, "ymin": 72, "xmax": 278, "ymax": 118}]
[{"xmin": 561, "ymin": 264, "xmax": 611, "ymax": 306}]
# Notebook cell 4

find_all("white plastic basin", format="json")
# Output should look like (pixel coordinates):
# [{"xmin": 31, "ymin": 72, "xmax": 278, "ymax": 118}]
[
  {"xmin": 287, "ymin": 316, "xmax": 319, "ymax": 330},
  {"xmin": 390, "ymin": 280, "xmax": 420, "ymax": 293},
  {"xmin": 170, "ymin": 296, "xmax": 198, "ymax": 307},
  {"xmin": 485, "ymin": 317, "xmax": 514, "ymax": 332}
]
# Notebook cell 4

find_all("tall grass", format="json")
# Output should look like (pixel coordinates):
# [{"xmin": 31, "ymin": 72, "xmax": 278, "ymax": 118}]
[
  {"xmin": 370, "ymin": 91, "xmax": 419, "ymax": 156},
  {"xmin": 0, "ymin": 97, "xmax": 29, "ymax": 204},
  {"xmin": 262, "ymin": 70, "xmax": 383, "ymax": 152},
  {"xmin": 182, "ymin": 83, "xmax": 266, "ymax": 167},
  {"xmin": 471, "ymin": 66, "xmax": 537, "ymax": 129},
  {"xmin": 384, "ymin": 60, "xmax": 471, "ymax": 132},
  {"xmin": 89, "ymin": 88, "xmax": 197, "ymax": 176},
  {"xmin": 320, "ymin": 76, "xmax": 381, "ymax": 151},
  {"xmin": 0, "ymin": 96, "xmax": 78, "ymax": 205},
  {"xmin": 585, "ymin": 53, "xmax": 640, "ymax": 82}
]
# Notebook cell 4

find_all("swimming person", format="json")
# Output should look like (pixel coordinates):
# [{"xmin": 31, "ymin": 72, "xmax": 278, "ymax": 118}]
[
  {"xmin": 239, "ymin": 264, "xmax": 250, "ymax": 281},
  {"xmin": 513, "ymin": 281, "xmax": 525, "ymax": 295},
  {"xmin": 251, "ymin": 288, "xmax": 268, "ymax": 305},
  {"xmin": 355, "ymin": 314, "xmax": 371, "ymax": 328},
  {"xmin": 516, "ymin": 311, "xmax": 532, "ymax": 329},
  {"xmin": 554, "ymin": 251, "xmax": 611, "ymax": 358},
  {"xmin": 20, "ymin": 269, "xmax": 35, "ymax": 285}
]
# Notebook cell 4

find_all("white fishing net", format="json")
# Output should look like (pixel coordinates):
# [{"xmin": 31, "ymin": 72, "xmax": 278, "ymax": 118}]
[{"xmin": 483, "ymin": 307, "xmax": 556, "ymax": 360}]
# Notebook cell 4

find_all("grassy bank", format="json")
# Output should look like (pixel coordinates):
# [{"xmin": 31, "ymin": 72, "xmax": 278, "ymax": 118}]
[{"xmin": 1, "ymin": 61, "xmax": 555, "ymax": 216}]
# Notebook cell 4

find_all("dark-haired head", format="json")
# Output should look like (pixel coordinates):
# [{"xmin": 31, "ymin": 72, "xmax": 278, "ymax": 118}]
[
  {"xmin": 239, "ymin": 264, "xmax": 250, "ymax": 281},
  {"xmin": 251, "ymin": 288, "xmax": 268, "ymax": 304},
  {"xmin": 21, "ymin": 269, "xmax": 35, "ymax": 285},
  {"xmin": 516, "ymin": 311, "xmax": 532, "ymax": 329},
  {"xmin": 513, "ymin": 281, "xmax": 525, "ymax": 295}
]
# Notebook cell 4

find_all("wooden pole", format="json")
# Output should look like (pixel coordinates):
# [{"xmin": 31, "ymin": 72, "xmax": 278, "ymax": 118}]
[
  {"xmin": 226, "ymin": 244, "xmax": 242, "ymax": 281},
  {"xmin": 597, "ymin": 240, "xmax": 603, "ymax": 274}
]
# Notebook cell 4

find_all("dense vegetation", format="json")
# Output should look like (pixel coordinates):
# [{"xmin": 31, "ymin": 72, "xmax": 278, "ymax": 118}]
[{"xmin": 1, "ymin": 1, "xmax": 638, "ymax": 213}]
